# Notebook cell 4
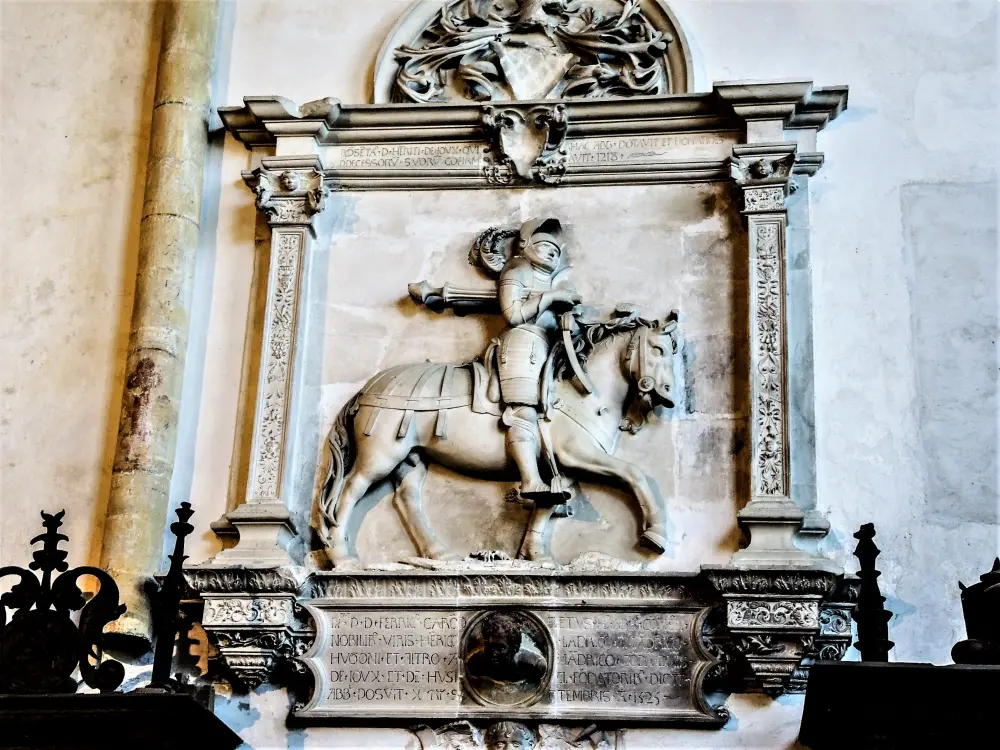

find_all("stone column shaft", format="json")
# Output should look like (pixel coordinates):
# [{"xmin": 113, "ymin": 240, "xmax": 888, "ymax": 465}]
[{"xmin": 100, "ymin": 0, "xmax": 220, "ymax": 644}]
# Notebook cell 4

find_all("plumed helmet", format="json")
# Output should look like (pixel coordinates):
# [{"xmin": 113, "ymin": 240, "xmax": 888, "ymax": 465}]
[{"xmin": 518, "ymin": 217, "xmax": 564, "ymax": 252}]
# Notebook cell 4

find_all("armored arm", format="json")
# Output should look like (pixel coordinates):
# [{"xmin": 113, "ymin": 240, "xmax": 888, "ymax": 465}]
[
  {"xmin": 499, "ymin": 276, "xmax": 539, "ymax": 326},
  {"xmin": 408, "ymin": 280, "xmax": 498, "ymax": 315}
]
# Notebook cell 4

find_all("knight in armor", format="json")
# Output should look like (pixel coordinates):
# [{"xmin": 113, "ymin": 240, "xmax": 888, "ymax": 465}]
[
  {"xmin": 408, "ymin": 217, "xmax": 581, "ymax": 503},
  {"xmin": 495, "ymin": 218, "xmax": 580, "ymax": 500}
]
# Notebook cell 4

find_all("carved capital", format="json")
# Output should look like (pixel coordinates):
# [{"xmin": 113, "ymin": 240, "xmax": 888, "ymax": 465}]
[
  {"xmin": 731, "ymin": 144, "xmax": 797, "ymax": 214},
  {"xmin": 243, "ymin": 157, "xmax": 330, "ymax": 230}
]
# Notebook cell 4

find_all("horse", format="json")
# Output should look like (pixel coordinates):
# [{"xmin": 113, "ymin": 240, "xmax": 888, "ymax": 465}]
[{"xmin": 317, "ymin": 310, "xmax": 679, "ymax": 566}]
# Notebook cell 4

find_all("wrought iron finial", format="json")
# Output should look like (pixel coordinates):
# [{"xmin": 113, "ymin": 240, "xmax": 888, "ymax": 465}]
[
  {"xmin": 851, "ymin": 523, "xmax": 894, "ymax": 661},
  {"xmin": 952, "ymin": 557, "xmax": 1000, "ymax": 665},
  {"xmin": 148, "ymin": 502, "xmax": 196, "ymax": 690},
  {"xmin": 0, "ymin": 510, "xmax": 126, "ymax": 694}
]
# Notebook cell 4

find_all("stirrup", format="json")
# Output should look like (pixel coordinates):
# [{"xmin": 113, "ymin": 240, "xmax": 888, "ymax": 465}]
[{"xmin": 519, "ymin": 480, "xmax": 573, "ymax": 506}]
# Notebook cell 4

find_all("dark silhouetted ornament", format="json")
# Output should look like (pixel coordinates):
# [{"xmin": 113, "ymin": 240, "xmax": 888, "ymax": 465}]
[
  {"xmin": 850, "ymin": 523, "xmax": 893, "ymax": 662},
  {"xmin": 952, "ymin": 557, "xmax": 1000, "ymax": 665},
  {"xmin": 147, "ymin": 501, "xmax": 196, "ymax": 691},
  {"xmin": 0, "ymin": 510, "xmax": 126, "ymax": 694}
]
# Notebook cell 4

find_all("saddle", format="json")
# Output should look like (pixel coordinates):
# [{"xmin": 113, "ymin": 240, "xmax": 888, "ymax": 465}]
[{"xmin": 355, "ymin": 360, "xmax": 503, "ymax": 440}]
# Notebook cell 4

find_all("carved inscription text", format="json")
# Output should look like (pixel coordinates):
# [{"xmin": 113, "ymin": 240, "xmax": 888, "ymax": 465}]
[{"xmin": 295, "ymin": 604, "xmax": 717, "ymax": 724}]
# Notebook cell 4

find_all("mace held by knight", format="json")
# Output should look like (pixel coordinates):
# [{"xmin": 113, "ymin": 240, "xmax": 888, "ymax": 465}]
[{"xmin": 408, "ymin": 218, "xmax": 582, "ymax": 504}]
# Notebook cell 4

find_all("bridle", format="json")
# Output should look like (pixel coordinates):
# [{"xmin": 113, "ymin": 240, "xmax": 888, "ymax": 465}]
[{"xmin": 622, "ymin": 319, "xmax": 678, "ymax": 424}]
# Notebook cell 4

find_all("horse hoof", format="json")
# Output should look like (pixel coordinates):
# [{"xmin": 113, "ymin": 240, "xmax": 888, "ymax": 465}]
[{"xmin": 640, "ymin": 530, "xmax": 667, "ymax": 554}]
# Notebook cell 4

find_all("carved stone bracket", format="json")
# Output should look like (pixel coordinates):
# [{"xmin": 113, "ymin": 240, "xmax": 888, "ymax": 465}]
[
  {"xmin": 482, "ymin": 103, "xmax": 568, "ymax": 186},
  {"xmin": 185, "ymin": 566, "xmax": 314, "ymax": 690},
  {"xmin": 704, "ymin": 568, "xmax": 846, "ymax": 694}
]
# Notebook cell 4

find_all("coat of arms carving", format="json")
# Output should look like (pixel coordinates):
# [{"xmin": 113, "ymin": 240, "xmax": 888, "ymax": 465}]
[{"xmin": 393, "ymin": 0, "xmax": 675, "ymax": 103}]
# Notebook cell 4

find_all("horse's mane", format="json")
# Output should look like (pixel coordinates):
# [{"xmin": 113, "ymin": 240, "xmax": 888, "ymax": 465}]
[{"xmin": 551, "ymin": 309, "xmax": 658, "ymax": 382}]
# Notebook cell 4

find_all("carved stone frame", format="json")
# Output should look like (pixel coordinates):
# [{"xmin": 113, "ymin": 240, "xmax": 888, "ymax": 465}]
[{"xmin": 204, "ymin": 81, "xmax": 851, "ymax": 696}]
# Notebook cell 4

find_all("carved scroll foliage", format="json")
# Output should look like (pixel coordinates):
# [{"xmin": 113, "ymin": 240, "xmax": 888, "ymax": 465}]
[
  {"xmin": 752, "ymin": 222, "xmax": 785, "ymax": 496},
  {"xmin": 252, "ymin": 232, "xmax": 302, "ymax": 499},
  {"xmin": 729, "ymin": 600, "xmax": 819, "ymax": 630},
  {"xmin": 743, "ymin": 186, "xmax": 785, "ymax": 213},
  {"xmin": 305, "ymin": 573, "xmax": 692, "ymax": 602},
  {"xmin": 203, "ymin": 597, "xmax": 294, "ymax": 626},
  {"xmin": 394, "ymin": 0, "xmax": 674, "ymax": 104},
  {"xmin": 184, "ymin": 568, "xmax": 301, "ymax": 594}
]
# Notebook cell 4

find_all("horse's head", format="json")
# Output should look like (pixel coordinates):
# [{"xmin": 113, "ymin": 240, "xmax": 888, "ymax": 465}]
[{"xmin": 621, "ymin": 311, "xmax": 680, "ymax": 433}]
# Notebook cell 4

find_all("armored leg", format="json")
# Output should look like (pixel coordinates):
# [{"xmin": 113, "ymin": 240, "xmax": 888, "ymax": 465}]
[{"xmin": 503, "ymin": 406, "xmax": 550, "ymax": 498}]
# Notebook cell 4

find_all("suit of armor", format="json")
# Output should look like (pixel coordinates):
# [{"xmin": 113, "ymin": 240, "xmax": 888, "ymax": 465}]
[
  {"xmin": 494, "ymin": 220, "xmax": 579, "ymax": 499},
  {"xmin": 409, "ymin": 218, "xmax": 580, "ymax": 502}
]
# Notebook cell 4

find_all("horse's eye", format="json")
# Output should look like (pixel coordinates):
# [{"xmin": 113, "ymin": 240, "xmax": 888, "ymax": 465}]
[{"xmin": 651, "ymin": 345, "xmax": 664, "ymax": 356}]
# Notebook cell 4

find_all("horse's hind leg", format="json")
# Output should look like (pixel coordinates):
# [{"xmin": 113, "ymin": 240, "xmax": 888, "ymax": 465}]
[
  {"xmin": 330, "ymin": 448, "xmax": 404, "ymax": 567},
  {"xmin": 392, "ymin": 455, "xmax": 455, "ymax": 560}
]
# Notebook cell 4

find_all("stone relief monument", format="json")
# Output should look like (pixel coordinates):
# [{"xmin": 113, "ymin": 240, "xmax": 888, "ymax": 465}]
[
  {"xmin": 180, "ymin": 0, "xmax": 858, "ymax": 736},
  {"xmin": 318, "ymin": 217, "xmax": 678, "ymax": 566}
]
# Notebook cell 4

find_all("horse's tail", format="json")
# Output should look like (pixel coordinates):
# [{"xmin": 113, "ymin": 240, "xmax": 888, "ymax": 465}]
[{"xmin": 319, "ymin": 392, "xmax": 361, "ymax": 534}]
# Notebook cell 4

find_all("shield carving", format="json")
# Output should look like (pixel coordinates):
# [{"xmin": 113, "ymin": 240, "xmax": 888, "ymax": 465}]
[
  {"xmin": 497, "ymin": 112, "xmax": 548, "ymax": 179},
  {"xmin": 497, "ymin": 42, "xmax": 575, "ymax": 101}
]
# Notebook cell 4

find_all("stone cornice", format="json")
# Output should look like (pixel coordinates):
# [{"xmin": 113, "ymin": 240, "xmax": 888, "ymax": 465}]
[
  {"xmin": 219, "ymin": 82, "xmax": 848, "ymax": 148},
  {"xmin": 713, "ymin": 80, "xmax": 848, "ymax": 130}
]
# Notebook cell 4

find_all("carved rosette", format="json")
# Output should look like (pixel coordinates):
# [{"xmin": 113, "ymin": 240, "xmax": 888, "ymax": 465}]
[
  {"xmin": 705, "ymin": 568, "xmax": 845, "ymax": 694},
  {"xmin": 185, "ymin": 566, "xmax": 313, "ymax": 690}
]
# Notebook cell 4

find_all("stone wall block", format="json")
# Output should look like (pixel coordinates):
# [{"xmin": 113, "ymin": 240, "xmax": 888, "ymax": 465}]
[
  {"xmin": 142, "ymin": 154, "xmax": 208, "ymax": 225},
  {"xmin": 131, "ymin": 215, "xmax": 200, "ymax": 332}
]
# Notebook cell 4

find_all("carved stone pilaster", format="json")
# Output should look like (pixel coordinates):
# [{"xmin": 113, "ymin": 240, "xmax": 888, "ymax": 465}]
[
  {"xmin": 705, "ymin": 568, "xmax": 843, "ymax": 695},
  {"xmin": 215, "ymin": 156, "xmax": 331, "ymax": 565},
  {"xmin": 184, "ymin": 566, "xmax": 313, "ymax": 690},
  {"xmin": 727, "ymin": 143, "xmax": 818, "ymax": 567}
]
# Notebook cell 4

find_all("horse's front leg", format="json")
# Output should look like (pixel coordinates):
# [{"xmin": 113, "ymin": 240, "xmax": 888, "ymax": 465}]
[{"xmin": 555, "ymin": 433, "xmax": 668, "ymax": 554}]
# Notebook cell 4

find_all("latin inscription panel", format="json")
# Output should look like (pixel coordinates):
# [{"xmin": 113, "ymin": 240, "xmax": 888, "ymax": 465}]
[
  {"xmin": 550, "ymin": 611, "xmax": 695, "ymax": 712},
  {"xmin": 296, "ymin": 602, "xmax": 718, "ymax": 724},
  {"xmin": 323, "ymin": 610, "xmax": 463, "ymax": 707}
]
